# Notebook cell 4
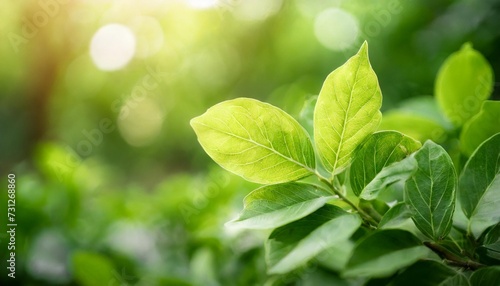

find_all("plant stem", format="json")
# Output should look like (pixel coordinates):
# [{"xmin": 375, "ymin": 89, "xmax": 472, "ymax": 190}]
[
  {"xmin": 424, "ymin": 241, "xmax": 485, "ymax": 270},
  {"xmin": 318, "ymin": 176, "xmax": 379, "ymax": 227}
]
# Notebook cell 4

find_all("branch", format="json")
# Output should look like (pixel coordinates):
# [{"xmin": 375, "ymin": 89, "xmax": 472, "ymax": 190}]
[
  {"xmin": 423, "ymin": 241, "xmax": 485, "ymax": 270},
  {"xmin": 318, "ymin": 177, "xmax": 379, "ymax": 227}
]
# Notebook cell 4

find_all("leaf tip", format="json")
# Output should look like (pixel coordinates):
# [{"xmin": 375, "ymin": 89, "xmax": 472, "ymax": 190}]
[
  {"xmin": 461, "ymin": 42, "xmax": 473, "ymax": 52},
  {"xmin": 357, "ymin": 41, "xmax": 369, "ymax": 58},
  {"xmin": 189, "ymin": 116, "xmax": 200, "ymax": 130}
]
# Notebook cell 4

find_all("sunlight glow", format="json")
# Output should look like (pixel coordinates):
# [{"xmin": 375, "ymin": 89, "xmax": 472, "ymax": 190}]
[
  {"xmin": 314, "ymin": 8, "xmax": 359, "ymax": 51},
  {"xmin": 234, "ymin": 0, "xmax": 283, "ymax": 22},
  {"xmin": 90, "ymin": 23, "xmax": 136, "ymax": 71},
  {"xmin": 185, "ymin": 0, "xmax": 218, "ymax": 10},
  {"xmin": 130, "ymin": 16, "xmax": 164, "ymax": 58},
  {"xmin": 117, "ymin": 97, "xmax": 164, "ymax": 147}
]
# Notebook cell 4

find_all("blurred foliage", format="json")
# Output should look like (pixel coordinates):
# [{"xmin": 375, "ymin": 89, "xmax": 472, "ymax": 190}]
[{"xmin": 0, "ymin": 0, "xmax": 499, "ymax": 285}]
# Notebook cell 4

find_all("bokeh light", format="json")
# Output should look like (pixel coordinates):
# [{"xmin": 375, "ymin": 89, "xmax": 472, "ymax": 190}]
[
  {"xmin": 314, "ymin": 8, "xmax": 359, "ymax": 51},
  {"xmin": 233, "ymin": 0, "xmax": 283, "ymax": 22},
  {"xmin": 90, "ymin": 23, "xmax": 136, "ymax": 71},
  {"xmin": 185, "ymin": 0, "xmax": 219, "ymax": 10},
  {"xmin": 117, "ymin": 97, "xmax": 164, "ymax": 147},
  {"xmin": 129, "ymin": 16, "xmax": 165, "ymax": 58}
]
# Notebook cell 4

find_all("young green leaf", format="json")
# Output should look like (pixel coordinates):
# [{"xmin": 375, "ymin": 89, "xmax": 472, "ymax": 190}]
[
  {"xmin": 350, "ymin": 131, "xmax": 421, "ymax": 199},
  {"xmin": 458, "ymin": 133, "xmax": 500, "ymax": 238},
  {"xmin": 343, "ymin": 229, "xmax": 429, "ymax": 278},
  {"xmin": 470, "ymin": 266, "xmax": 500, "ymax": 286},
  {"xmin": 379, "ymin": 112, "xmax": 448, "ymax": 143},
  {"xmin": 460, "ymin": 101, "xmax": 500, "ymax": 156},
  {"xmin": 265, "ymin": 205, "xmax": 361, "ymax": 274},
  {"xmin": 314, "ymin": 41, "xmax": 382, "ymax": 175},
  {"xmin": 387, "ymin": 260, "xmax": 470, "ymax": 286},
  {"xmin": 436, "ymin": 43, "xmax": 493, "ymax": 127},
  {"xmin": 405, "ymin": 140, "xmax": 456, "ymax": 241},
  {"xmin": 225, "ymin": 182, "xmax": 333, "ymax": 230},
  {"xmin": 191, "ymin": 98, "xmax": 315, "ymax": 184},
  {"xmin": 379, "ymin": 202, "xmax": 412, "ymax": 229}
]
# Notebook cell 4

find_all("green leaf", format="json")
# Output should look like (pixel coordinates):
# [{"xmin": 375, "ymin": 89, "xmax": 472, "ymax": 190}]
[
  {"xmin": 316, "ymin": 241, "xmax": 354, "ymax": 272},
  {"xmin": 72, "ymin": 251, "xmax": 116, "ymax": 286},
  {"xmin": 459, "ymin": 133, "xmax": 500, "ymax": 238},
  {"xmin": 350, "ymin": 131, "xmax": 421, "ymax": 199},
  {"xmin": 388, "ymin": 260, "xmax": 470, "ymax": 286},
  {"xmin": 379, "ymin": 112, "xmax": 449, "ymax": 143},
  {"xmin": 343, "ymin": 229, "xmax": 429, "ymax": 278},
  {"xmin": 470, "ymin": 266, "xmax": 500, "ymax": 286},
  {"xmin": 460, "ymin": 101, "xmax": 500, "ymax": 156},
  {"xmin": 314, "ymin": 41, "xmax": 382, "ymax": 174},
  {"xmin": 299, "ymin": 95, "xmax": 317, "ymax": 139},
  {"xmin": 477, "ymin": 224, "xmax": 500, "ymax": 264},
  {"xmin": 191, "ymin": 98, "xmax": 315, "ymax": 184},
  {"xmin": 436, "ymin": 43, "xmax": 494, "ymax": 127},
  {"xmin": 405, "ymin": 141, "xmax": 457, "ymax": 240},
  {"xmin": 225, "ymin": 182, "xmax": 333, "ymax": 230},
  {"xmin": 394, "ymin": 96, "xmax": 453, "ymax": 129},
  {"xmin": 379, "ymin": 202, "xmax": 412, "ymax": 229},
  {"xmin": 265, "ymin": 205, "xmax": 361, "ymax": 274}
]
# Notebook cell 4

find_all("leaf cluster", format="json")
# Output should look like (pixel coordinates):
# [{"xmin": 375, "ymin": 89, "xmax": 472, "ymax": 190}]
[{"xmin": 192, "ymin": 42, "xmax": 500, "ymax": 285}]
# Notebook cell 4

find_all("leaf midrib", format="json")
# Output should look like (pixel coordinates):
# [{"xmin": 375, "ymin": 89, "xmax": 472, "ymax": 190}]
[
  {"xmin": 237, "ymin": 196, "xmax": 333, "ymax": 223},
  {"xmin": 332, "ymin": 57, "xmax": 362, "ymax": 171},
  {"xmin": 195, "ymin": 121, "xmax": 315, "ymax": 174}
]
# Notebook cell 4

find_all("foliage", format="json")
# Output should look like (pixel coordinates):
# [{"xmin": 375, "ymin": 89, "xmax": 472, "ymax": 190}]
[{"xmin": 192, "ymin": 42, "xmax": 500, "ymax": 285}]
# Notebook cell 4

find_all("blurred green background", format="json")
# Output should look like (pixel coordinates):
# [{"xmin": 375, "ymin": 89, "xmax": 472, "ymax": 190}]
[{"xmin": 1, "ymin": 0, "xmax": 499, "ymax": 285}]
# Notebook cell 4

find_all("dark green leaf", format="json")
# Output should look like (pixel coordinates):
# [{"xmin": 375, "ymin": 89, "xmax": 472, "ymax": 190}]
[
  {"xmin": 388, "ymin": 260, "xmax": 469, "ymax": 286},
  {"xmin": 350, "ymin": 131, "xmax": 421, "ymax": 199},
  {"xmin": 477, "ymin": 224, "xmax": 500, "ymax": 264},
  {"xmin": 226, "ymin": 182, "xmax": 333, "ymax": 230},
  {"xmin": 379, "ymin": 202, "xmax": 412, "ymax": 229},
  {"xmin": 458, "ymin": 133, "xmax": 500, "ymax": 238},
  {"xmin": 470, "ymin": 266, "xmax": 500, "ymax": 286},
  {"xmin": 266, "ymin": 205, "xmax": 361, "ymax": 274},
  {"xmin": 405, "ymin": 141, "xmax": 456, "ymax": 240},
  {"xmin": 343, "ymin": 229, "xmax": 429, "ymax": 278}
]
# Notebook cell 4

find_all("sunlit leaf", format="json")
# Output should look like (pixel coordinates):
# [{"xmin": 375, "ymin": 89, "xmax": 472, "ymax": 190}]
[
  {"xmin": 343, "ymin": 229, "xmax": 429, "ymax": 278},
  {"xmin": 226, "ymin": 182, "xmax": 333, "ymax": 230},
  {"xmin": 436, "ymin": 43, "xmax": 493, "ymax": 127},
  {"xmin": 191, "ymin": 98, "xmax": 315, "ymax": 184},
  {"xmin": 266, "ymin": 205, "xmax": 361, "ymax": 274},
  {"xmin": 405, "ymin": 141, "xmax": 456, "ymax": 241},
  {"xmin": 388, "ymin": 260, "xmax": 470, "ymax": 286},
  {"xmin": 459, "ymin": 133, "xmax": 500, "ymax": 238},
  {"xmin": 379, "ymin": 112, "xmax": 448, "ymax": 143},
  {"xmin": 460, "ymin": 101, "xmax": 500, "ymax": 156},
  {"xmin": 314, "ymin": 41, "xmax": 382, "ymax": 175},
  {"xmin": 350, "ymin": 131, "xmax": 421, "ymax": 199}
]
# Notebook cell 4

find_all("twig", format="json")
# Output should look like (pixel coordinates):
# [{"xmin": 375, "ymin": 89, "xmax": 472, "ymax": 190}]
[{"xmin": 424, "ymin": 241, "xmax": 485, "ymax": 270}]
